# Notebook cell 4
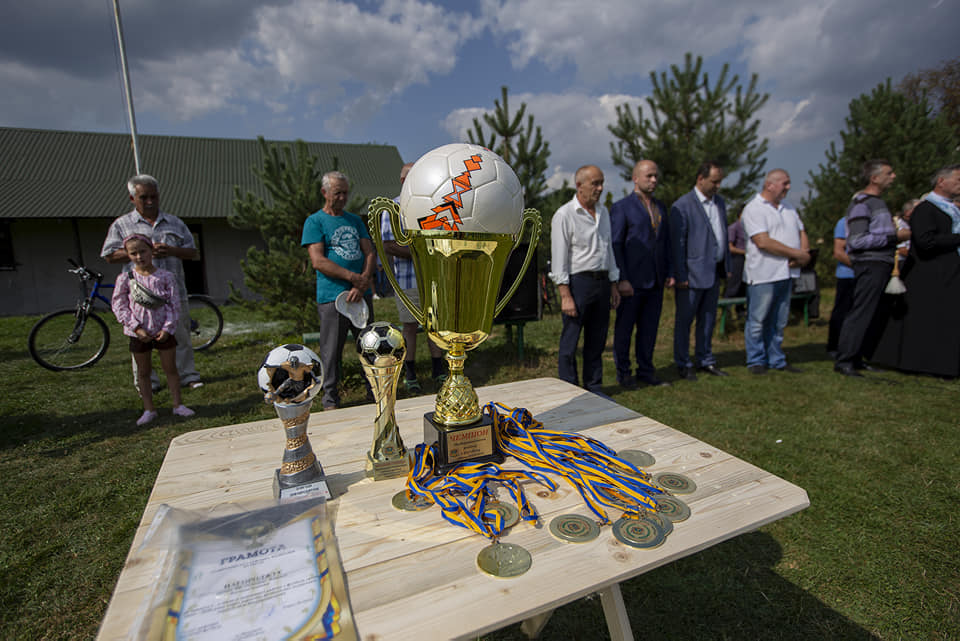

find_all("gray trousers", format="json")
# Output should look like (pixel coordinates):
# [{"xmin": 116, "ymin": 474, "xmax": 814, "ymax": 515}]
[
  {"xmin": 132, "ymin": 296, "xmax": 201, "ymax": 390},
  {"xmin": 316, "ymin": 295, "xmax": 373, "ymax": 408}
]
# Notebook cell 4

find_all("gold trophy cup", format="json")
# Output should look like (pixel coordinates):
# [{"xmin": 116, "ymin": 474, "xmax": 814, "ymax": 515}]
[{"xmin": 369, "ymin": 197, "xmax": 540, "ymax": 472}]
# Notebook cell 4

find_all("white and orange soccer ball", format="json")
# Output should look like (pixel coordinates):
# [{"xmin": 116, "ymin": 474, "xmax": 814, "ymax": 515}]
[{"xmin": 399, "ymin": 143, "xmax": 523, "ymax": 235}]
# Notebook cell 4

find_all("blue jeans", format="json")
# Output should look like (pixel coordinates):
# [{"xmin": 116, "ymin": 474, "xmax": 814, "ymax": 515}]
[{"xmin": 745, "ymin": 279, "xmax": 792, "ymax": 368}]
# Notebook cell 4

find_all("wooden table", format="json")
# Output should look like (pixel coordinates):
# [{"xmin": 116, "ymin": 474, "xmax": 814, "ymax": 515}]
[{"xmin": 97, "ymin": 378, "xmax": 808, "ymax": 641}]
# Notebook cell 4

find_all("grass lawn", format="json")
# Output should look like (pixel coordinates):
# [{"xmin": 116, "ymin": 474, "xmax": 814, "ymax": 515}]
[{"xmin": 0, "ymin": 289, "xmax": 957, "ymax": 640}]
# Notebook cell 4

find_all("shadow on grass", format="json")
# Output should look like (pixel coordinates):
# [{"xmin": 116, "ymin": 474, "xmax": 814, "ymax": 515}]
[
  {"xmin": 488, "ymin": 531, "xmax": 877, "ymax": 641},
  {"xmin": 0, "ymin": 391, "xmax": 269, "ymax": 453}
]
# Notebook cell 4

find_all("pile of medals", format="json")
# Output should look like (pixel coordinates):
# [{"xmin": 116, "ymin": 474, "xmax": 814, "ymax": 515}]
[{"xmin": 392, "ymin": 403, "xmax": 696, "ymax": 578}]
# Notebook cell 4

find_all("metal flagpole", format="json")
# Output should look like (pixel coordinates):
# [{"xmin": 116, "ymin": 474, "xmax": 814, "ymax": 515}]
[{"xmin": 112, "ymin": 0, "xmax": 141, "ymax": 174}]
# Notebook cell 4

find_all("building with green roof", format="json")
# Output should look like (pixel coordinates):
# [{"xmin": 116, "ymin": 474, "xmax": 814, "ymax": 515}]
[{"xmin": 0, "ymin": 127, "xmax": 402, "ymax": 315}]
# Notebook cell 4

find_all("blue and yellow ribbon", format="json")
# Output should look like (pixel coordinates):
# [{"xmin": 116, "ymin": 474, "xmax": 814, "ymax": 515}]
[
  {"xmin": 486, "ymin": 402, "xmax": 663, "ymax": 524},
  {"xmin": 403, "ymin": 403, "xmax": 665, "ymax": 538}
]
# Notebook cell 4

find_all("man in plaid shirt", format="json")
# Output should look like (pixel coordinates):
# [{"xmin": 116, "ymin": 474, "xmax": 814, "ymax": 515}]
[{"xmin": 381, "ymin": 162, "xmax": 444, "ymax": 393}]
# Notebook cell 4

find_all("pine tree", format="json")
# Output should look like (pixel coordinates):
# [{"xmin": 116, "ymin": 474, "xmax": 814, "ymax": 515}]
[
  {"xmin": 608, "ymin": 53, "xmax": 769, "ymax": 216},
  {"xmin": 802, "ymin": 79, "xmax": 960, "ymax": 266},
  {"xmin": 898, "ymin": 57, "xmax": 960, "ymax": 141},
  {"xmin": 229, "ymin": 137, "xmax": 365, "ymax": 330},
  {"xmin": 467, "ymin": 86, "xmax": 551, "ymax": 212}
]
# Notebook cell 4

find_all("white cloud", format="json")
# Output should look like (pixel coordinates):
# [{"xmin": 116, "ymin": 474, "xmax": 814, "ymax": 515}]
[
  {"xmin": 0, "ymin": 61, "xmax": 124, "ymax": 131},
  {"xmin": 443, "ymin": 91, "xmax": 645, "ymax": 197},
  {"xmin": 252, "ymin": 0, "xmax": 483, "ymax": 134}
]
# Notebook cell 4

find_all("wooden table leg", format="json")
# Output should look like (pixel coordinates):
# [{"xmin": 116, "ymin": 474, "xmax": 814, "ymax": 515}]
[
  {"xmin": 520, "ymin": 609, "xmax": 554, "ymax": 639},
  {"xmin": 599, "ymin": 583, "xmax": 634, "ymax": 640}
]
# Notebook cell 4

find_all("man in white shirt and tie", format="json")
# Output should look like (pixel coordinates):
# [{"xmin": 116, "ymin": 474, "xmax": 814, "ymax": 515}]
[{"xmin": 549, "ymin": 165, "xmax": 621, "ymax": 392}]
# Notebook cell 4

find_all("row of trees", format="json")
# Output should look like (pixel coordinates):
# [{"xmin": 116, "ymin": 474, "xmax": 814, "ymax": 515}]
[{"xmin": 230, "ymin": 55, "xmax": 960, "ymax": 323}]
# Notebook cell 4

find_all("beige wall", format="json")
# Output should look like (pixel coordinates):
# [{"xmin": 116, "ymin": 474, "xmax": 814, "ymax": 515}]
[{"xmin": 1, "ymin": 218, "xmax": 263, "ymax": 316}]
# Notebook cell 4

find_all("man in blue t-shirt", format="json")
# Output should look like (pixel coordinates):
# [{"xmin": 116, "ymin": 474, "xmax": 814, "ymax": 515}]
[
  {"xmin": 301, "ymin": 171, "xmax": 376, "ymax": 409},
  {"xmin": 826, "ymin": 216, "xmax": 855, "ymax": 355}
]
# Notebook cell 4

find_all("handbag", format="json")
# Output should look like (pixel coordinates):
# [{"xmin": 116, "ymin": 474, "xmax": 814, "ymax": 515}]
[{"xmin": 129, "ymin": 274, "xmax": 169, "ymax": 309}]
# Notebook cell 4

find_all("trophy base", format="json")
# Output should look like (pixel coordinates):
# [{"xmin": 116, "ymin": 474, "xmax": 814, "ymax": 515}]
[
  {"xmin": 366, "ymin": 452, "xmax": 412, "ymax": 481},
  {"xmin": 423, "ymin": 412, "xmax": 504, "ymax": 475},
  {"xmin": 274, "ymin": 468, "xmax": 332, "ymax": 502}
]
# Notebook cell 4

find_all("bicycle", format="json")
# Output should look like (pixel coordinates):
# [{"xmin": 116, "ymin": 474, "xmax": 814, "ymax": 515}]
[{"xmin": 28, "ymin": 259, "xmax": 223, "ymax": 371}]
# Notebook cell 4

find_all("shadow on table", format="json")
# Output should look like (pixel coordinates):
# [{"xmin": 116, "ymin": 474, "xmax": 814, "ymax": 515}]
[{"xmin": 486, "ymin": 531, "xmax": 876, "ymax": 641}]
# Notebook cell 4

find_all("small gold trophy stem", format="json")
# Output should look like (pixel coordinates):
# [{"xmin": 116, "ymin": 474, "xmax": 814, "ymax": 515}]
[{"xmin": 359, "ymin": 323, "xmax": 411, "ymax": 480}]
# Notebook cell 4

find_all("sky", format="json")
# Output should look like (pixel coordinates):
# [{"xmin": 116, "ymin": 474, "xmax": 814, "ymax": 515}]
[{"xmin": 2, "ymin": 0, "xmax": 958, "ymax": 206}]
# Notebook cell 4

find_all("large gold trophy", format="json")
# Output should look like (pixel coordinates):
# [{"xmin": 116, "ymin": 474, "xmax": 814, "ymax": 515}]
[{"xmin": 369, "ymin": 143, "xmax": 540, "ymax": 472}]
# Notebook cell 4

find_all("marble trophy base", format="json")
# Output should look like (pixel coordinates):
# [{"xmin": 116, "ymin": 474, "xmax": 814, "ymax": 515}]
[
  {"xmin": 273, "ymin": 461, "xmax": 331, "ymax": 501},
  {"xmin": 423, "ymin": 411, "xmax": 504, "ymax": 475},
  {"xmin": 366, "ymin": 451, "xmax": 412, "ymax": 481}
]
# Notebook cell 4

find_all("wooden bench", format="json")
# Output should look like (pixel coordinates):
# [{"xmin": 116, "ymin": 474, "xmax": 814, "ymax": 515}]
[{"xmin": 717, "ymin": 291, "xmax": 815, "ymax": 337}]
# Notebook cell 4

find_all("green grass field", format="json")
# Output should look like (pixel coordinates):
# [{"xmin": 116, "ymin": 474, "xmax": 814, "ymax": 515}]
[{"xmin": 0, "ymin": 290, "xmax": 956, "ymax": 640}]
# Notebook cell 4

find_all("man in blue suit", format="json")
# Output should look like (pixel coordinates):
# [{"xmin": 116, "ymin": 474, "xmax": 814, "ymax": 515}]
[
  {"xmin": 669, "ymin": 161, "xmax": 731, "ymax": 380},
  {"xmin": 611, "ymin": 160, "xmax": 674, "ymax": 389}
]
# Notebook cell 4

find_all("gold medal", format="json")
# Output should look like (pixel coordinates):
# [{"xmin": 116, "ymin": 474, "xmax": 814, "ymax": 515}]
[
  {"xmin": 484, "ymin": 501, "xmax": 520, "ymax": 529},
  {"xmin": 653, "ymin": 472, "xmax": 697, "ymax": 494},
  {"xmin": 549, "ymin": 514, "xmax": 600, "ymax": 543},
  {"xmin": 612, "ymin": 516, "xmax": 666, "ymax": 549},
  {"xmin": 618, "ymin": 449, "xmax": 655, "ymax": 468},
  {"xmin": 391, "ymin": 490, "xmax": 434, "ymax": 512},
  {"xmin": 476, "ymin": 542, "xmax": 532, "ymax": 578},
  {"xmin": 655, "ymin": 494, "xmax": 691, "ymax": 522}
]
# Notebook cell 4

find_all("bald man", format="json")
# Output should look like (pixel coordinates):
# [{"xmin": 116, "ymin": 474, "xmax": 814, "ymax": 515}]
[
  {"xmin": 549, "ymin": 165, "xmax": 621, "ymax": 392},
  {"xmin": 610, "ymin": 160, "xmax": 674, "ymax": 388},
  {"xmin": 741, "ymin": 169, "xmax": 810, "ymax": 374}
]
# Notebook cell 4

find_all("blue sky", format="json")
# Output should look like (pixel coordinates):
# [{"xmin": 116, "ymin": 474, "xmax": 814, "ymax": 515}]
[{"xmin": 2, "ymin": 0, "xmax": 958, "ymax": 206}]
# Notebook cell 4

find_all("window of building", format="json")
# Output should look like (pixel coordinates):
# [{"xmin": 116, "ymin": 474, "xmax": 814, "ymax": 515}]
[{"xmin": 0, "ymin": 221, "xmax": 14, "ymax": 270}]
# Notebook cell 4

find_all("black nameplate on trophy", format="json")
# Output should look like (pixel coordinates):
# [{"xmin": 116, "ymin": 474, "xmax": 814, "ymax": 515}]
[{"xmin": 423, "ymin": 412, "xmax": 504, "ymax": 474}]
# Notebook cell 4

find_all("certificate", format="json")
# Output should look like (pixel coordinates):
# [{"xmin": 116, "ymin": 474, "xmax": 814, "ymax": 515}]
[{"xmin": 154, "ymin": 501, "xmax": 357, "ymax": 641}]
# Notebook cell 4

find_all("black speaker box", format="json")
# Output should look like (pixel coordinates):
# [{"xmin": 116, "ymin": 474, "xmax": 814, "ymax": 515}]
[{"xmin": 494, "ymin": 244, "xmax": 541, "ymax": 322}]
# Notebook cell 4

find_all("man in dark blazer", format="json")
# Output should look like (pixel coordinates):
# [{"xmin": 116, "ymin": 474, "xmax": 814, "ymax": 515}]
[
  {"xmin": 611, "ymin": 160, "xmax": 674, "ymax": 388},
  {"xmin": 669, "ymin": 161, "xmax": 731, "ymax": 380}
]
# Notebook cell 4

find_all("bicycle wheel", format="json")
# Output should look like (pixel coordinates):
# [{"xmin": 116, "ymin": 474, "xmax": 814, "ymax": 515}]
[
  {"xmin": 28, "ymin": 309, "xmax": 110, "ymax": 371},
  {"xmin": 187, "ymin": 295, "xmax": 223, "ymax": 351}
]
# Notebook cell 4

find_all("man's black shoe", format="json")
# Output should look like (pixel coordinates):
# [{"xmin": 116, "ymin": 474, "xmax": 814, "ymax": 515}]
[
  {"xmin": 856, "ymin": 364, "xmax": 884, "ymax": 373},
  {"xmin": 699, "ymin": 365, "xmax": 730, "ymax": 377},
  {"xmin": 834, "ymin": 364, "xmax": 864, "ymax": 377},
  {"xmin": 748, "ymin": 365, "xmax": 767, "ymax": 375},
  {"xmin": 618, "ymin": 375, "xmax": 639, "ymax": 390},
  {"xmin": 774, "ymin": 364, "xmax": 804, "ymax": 373},
  {"xmin": 642, "ymin": 377, "xmax": 672, "ymax": 387},
  {"xmin": 677, "ymin": 367, "xmax": 697, "ymax": 381}
]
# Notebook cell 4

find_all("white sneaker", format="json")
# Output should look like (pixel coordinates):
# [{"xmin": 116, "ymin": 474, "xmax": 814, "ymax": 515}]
[
  {"xmin": 137, "ymin": 410, "xmax": 159, "ymax": 426},
  {"xmin": 188, "ymin": 381, "xmax": 204, "ymax": 389},
  {"xmin": 173, "ymin": 405, "xmax": 196, "ymax": 417}
]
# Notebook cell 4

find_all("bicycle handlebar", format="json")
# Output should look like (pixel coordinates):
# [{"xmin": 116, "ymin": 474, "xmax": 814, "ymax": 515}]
[{"xmin": 66, "ymin": 258, "xmax": 103, "ymax": 283}]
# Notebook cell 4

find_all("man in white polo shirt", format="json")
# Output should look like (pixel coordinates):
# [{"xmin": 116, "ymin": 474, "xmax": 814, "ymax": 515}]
[{"xmin": 741, "ymin": 169, "xmax": 810, "ymax": 374}]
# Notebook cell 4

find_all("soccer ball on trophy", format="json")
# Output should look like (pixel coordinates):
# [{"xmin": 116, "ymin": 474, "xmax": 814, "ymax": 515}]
[
  {"xmin": 257, "ymin": 343, "xmax": 323, "ymax": 405},
  {"xmin": 399, "ymin": 142, "xmax": 523, "ymax": 234},
  {"xmin": 357, "ymin": 322, "xmax": 406, "ymax": 367}
]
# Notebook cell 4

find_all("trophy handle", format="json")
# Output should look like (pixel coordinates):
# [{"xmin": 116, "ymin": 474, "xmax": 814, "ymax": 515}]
[
  {"xmin": 368, "ymin": 197, "xmax": 425, "ymax": 325},
  {"xmin": 494, "ymin": 208, "xmax": 542, "ymax": 317}
]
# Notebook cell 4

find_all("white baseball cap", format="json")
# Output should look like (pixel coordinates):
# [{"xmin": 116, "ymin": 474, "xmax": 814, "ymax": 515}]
[{"xmin": 335, "ymin": 291, "xmax": 369, "ymax": 329}]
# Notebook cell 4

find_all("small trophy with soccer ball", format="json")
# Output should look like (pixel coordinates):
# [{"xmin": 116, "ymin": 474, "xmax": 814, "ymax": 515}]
[
  {"xmin": 257, "ymin": 344, "xmax": 331, "ymax": 500},
  {"xmin": 357, "ymin": 322, "xmax": 411, "ymax": 480}
]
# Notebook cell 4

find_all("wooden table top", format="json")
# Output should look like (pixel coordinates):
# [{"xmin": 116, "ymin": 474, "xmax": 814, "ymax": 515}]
[{"xmin": 96, "ymin": 377, "xmax": 809, "ymax": 641}]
